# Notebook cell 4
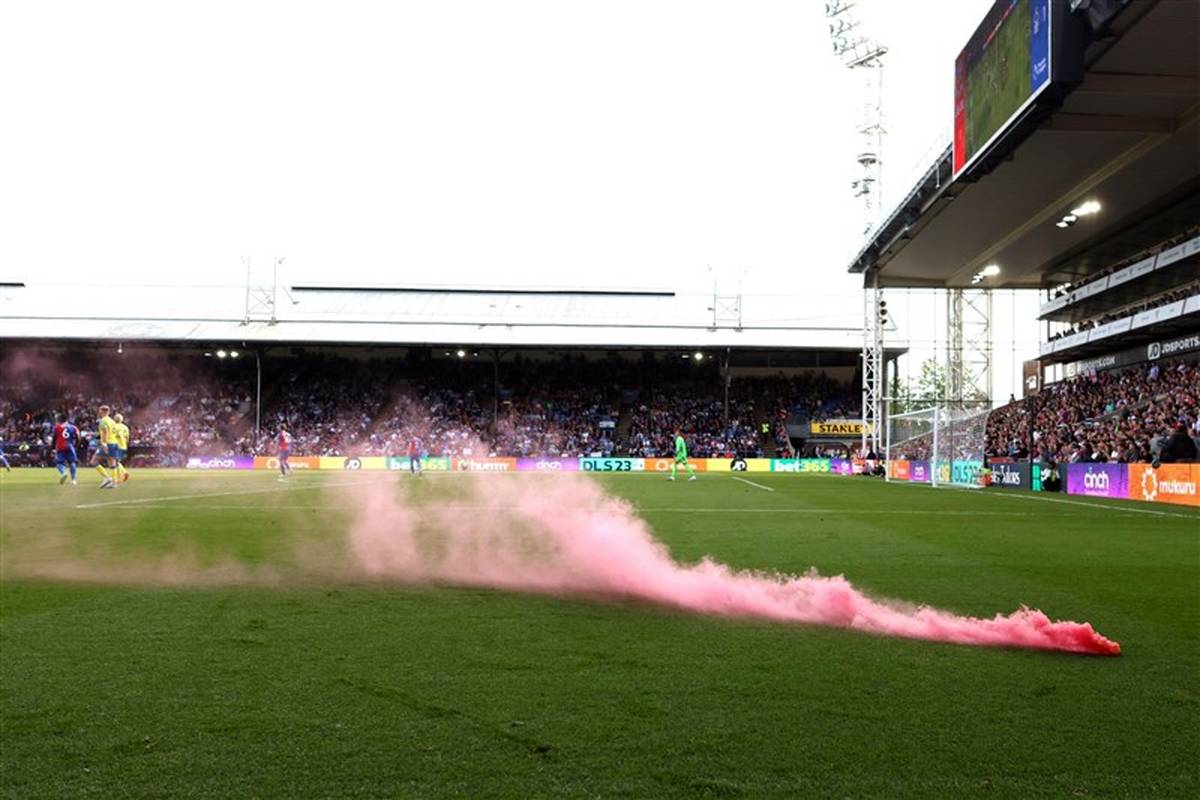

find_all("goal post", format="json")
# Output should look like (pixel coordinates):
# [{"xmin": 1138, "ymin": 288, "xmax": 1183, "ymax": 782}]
[
  {"xmin": 885, "ymin": 406, "xmax": 940, "ymax": 486},
  {"xmin": 937, "ymin": 404, "xmax": 991, "ymax": 487},
  {"xmin": 886, "ymin": 403, "xmax": 991, "ymax": 488}
]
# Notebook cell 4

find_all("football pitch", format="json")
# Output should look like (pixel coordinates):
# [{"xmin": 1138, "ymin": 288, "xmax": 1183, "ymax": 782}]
[{"xmin": 2, "ymin": 470, "xmax": 1197, "ymax": 799}]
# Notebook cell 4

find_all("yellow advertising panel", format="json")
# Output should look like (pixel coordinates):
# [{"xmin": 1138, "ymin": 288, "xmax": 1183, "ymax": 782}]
[
  {"xmin": 254, "ymin": 456, "xmax": 320, "ymax": 470},
  {"xmin": 318, "ymin": 456, "xmax": 388, "ymax": 471},
  {"xmin": 646, "ymin": 458, "xmax": 708, "ymax": 473},
  {"xmin": 704, "ymin": 458, "xmax": 772, "ymax": 473},
  {"xmin": 810, "ymin": 420, "xmax": 872, "ymax": 436}
]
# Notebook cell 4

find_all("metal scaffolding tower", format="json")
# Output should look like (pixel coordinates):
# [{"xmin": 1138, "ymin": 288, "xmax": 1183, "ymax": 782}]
[
  {"xmin": 824, "ymin": 1, "xmax": 888, "ymax": 454},
  {"xmin": 242, "ymin": 257, "xmax": 283, "ymax": 326},
  {"xmin": 824, "ymin": 0, "xmax": 887, "ymax": 234},
  {"xmin": 862, "ymin": 271, "xmax": 885, "ymax": 454},
  {"xmin": 945, "ymin": 288, "xmax": 994, "ymax": 405}
]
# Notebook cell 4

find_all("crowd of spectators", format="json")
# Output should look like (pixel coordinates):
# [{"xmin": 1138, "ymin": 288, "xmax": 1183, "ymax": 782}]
[
  {"xmin": 1047, "ymin": 281, "xmax": 1198, "ymax": 343},
  {"xmin": 8, "ymin": 348, "xmax": 1192, "ymax": 469},
  {"xmin": 2, "ymin": 350, "xmax": 864, "ymax": 463},
  {"xmin": 625, "ymin": 392, "xmax": 762, "ymax": 459},
  {"xmin": 986, "ymin": 357, "xmax": 1200, "ymax": 464},
  {"xmin": 1047, "ymin": 228, "xmax": 1198, "ymax": 301}
]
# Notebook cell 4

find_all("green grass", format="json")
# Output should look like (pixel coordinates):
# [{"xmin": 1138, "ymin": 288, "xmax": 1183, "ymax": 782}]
[{"xmin": 2, "ymin": 469, "xmax": 1198, "ymax": 798}]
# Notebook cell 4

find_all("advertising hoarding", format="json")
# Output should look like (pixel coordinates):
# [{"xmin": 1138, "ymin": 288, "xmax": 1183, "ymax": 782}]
[
  {"xmin": 704, "ymin": 458, "xmax": 773, "ymax": 473},
  {"xmin": 186, "ymin": 456, "xmax": 254, "ymax": 470},
  {"xmin": 253, "ymin": 456, "xmax": 320, "ymax": 470},
  {"xmin": 772, "ymin": 459, "xmax": 832, "ymax": 473},
  {"xmin": 455, "ymin": 458, "xmax": 518, "ymax": 472},
  {"xmin": 1066, "ymin": 463, "xmax": 1128, "ymax": 499},
  {"xmin": 990, "ymin": 461, "xmax": 1030, "ymax": 489},
  {"xmin": 645, "ymin": 458, "xmax": 707, "ymax": 473},
  {"xmin": 1127, "ymin": 463, "xmax": 1199, "ymax": 507},
  {"xmin": 951, "ymin": 461, "xmax": 983, "ymax": 486},
  {"xmin": 319, "ymin": 456, "xmax": 387, "ymax": 470},
  {"xmin": 385, "ymin": 456, "xmax": 453, "ymax": 471},
  {"xmin": 579, "ymin": 458, "xmax": 640, "ymax": 472},
  {"xmin": 809, "ymin": 421, "xmax": 872, "ymax": 436},
  {"xmin": 519, "ymin": 458, "xmax": 583, "ymax": 472},
  {"xmin": 908, "ymin": 461, "xmax": 932, "ymax": 483}
]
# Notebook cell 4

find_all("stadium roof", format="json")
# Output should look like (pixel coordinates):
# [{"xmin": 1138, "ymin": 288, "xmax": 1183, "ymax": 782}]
[
  {"xmin": 847, "ymin": 0, "xmax": 1200, "ymax": 290},
  {"xmin": 0, "ymin": 280, "xmax": 896, "ymax": 355}
]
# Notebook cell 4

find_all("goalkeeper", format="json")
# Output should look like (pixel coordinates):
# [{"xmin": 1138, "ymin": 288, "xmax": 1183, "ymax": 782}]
[{"xmin": 668, "ymin": 428, "xmax": 697, "ymax": 482}]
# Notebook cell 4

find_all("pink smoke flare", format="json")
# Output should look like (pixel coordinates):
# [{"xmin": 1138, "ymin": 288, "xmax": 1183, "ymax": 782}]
[{"xmin": 346, "ymin": 474, "xmax": 1121, "ymax": 657}]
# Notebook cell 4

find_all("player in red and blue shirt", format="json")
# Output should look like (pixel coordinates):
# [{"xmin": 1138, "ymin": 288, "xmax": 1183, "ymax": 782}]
[
  {"xmin": 53, "ymin": 413, "xmax": 79, "ymax": 485},
  {"xmin": 408, "ymin": 436, "xmax": 422, "ymax": 476},
  {"xmin": 277, "ymin": 424, "xmax": 293, "ymax": 479}
]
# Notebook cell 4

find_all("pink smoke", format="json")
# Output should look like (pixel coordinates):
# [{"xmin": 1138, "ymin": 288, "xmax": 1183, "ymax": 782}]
[{"xmin": 347, "ymin": 474, "xmax": 1121, "ymax": 657}]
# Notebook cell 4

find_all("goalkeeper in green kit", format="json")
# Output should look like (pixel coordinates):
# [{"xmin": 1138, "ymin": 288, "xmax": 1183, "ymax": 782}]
[{"xmin": 668, "ymin": 427, "xmax": 697, "ymax": 481}]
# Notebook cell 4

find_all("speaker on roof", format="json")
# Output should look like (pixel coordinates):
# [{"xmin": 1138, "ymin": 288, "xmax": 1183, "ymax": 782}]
[{"xmin": 1068, "ymin": 0, "xmax": 1132, "ymax": 35}]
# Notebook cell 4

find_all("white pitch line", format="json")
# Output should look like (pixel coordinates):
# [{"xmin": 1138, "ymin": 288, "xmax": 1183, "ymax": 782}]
[
  {"xmin": 72, "ymin": 477, "xmax": 377, "ymax": 510},
  {"xmin": 730, "ymin": 476, "xmax": 775, "ymax": 492},
  {"xmin": 982, "ymin": 487, "xmax": 1198, "ymax": 519},
  {"xmin": 884, "ymin": 479, "xmax": 1197, "ymax": 519},
  {"xmin": 79, "ymin": 503, "xmax": 1058, "ymax": 517}
]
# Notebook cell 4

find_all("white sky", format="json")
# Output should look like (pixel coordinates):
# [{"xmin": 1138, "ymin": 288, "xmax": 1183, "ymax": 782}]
[{"xmin": 2, "ymin": 0, "xmax": 1037, "ymax": 397}]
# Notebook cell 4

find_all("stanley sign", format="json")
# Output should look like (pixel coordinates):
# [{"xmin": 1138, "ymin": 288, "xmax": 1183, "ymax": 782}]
[{"xmin": 809, "ymin": 420, "xmax": 872, "ymax": 436}]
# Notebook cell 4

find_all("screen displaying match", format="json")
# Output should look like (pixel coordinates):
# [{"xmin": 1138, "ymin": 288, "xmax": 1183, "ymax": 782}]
[{"xmin": 953, "ymin": 0, "xmax": 1051, "ymax": 176}]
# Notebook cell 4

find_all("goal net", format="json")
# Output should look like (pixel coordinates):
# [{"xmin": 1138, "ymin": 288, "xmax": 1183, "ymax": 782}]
[{"xmin": 886, "ymin": 404, "xmax": 991, "ymax": 487}]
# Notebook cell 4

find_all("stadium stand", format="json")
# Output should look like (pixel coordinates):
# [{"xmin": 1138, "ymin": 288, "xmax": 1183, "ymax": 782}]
[
  {"xmin": 987, "ymin": 356, "xmax": 1200, "ymax": 464},
  {"xmin": 0, "ymin": 350, "xmax": 862, "ymax": 464}
]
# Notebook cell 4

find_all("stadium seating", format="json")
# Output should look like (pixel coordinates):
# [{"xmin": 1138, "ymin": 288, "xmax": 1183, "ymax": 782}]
[
  {"xmin": 0, "ymin": 352, "xmax": 861, "ymax": 464},
  {"xmin": 986, "ymin": 357, "xmax": 1200, "ymax": 464},
  {"xmin": 5, "ymin": 350, "xmax": 1193, "ymax": 467}
]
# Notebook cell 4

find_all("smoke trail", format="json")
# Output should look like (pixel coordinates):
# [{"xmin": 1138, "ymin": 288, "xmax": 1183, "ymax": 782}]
[{"xmin": 347, "ymin": 473, "xmax": 1121, "ymax": 656}]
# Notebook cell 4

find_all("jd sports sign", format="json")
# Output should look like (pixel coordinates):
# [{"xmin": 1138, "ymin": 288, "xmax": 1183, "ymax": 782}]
[{"xmin": 1067, "ymin": 330, "xmax": 1200, "ymax": 375}]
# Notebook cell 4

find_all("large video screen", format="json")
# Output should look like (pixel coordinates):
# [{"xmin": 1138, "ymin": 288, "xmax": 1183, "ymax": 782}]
[{"xmin": 953, "ymin": 0, "xmax": 1051, "ymax": 176}]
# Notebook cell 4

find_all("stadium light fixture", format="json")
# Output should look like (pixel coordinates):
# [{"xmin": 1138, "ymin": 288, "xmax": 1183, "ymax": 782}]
[
  {"xmin": 456, "ymin": 349, "xmax": 466, "ymax": 358},
  {"xmin": 230, "ymin": 350, "xmax": 240, "ymax": 358},
  {"xmin": 1056, "ymin": 220, "xmax": 1070, "ymax": 229},
  {"xmin": 1071, "ymin": 200, "xmax": 1101, "ymax": 217},
  {"xmin": 204, "ymin": 352, "xmax": 213, "ymax": 357},
  {"xmin": 693, "ymin": 351, "xmax": 704, "ymax": 361},
  {"xmin": 216, "ymin": 349, "xmax": 228, "ymax": 359},
  {"xmin": 981, "ymin": 264, "xmax": 1001, "ymax": 277}
]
